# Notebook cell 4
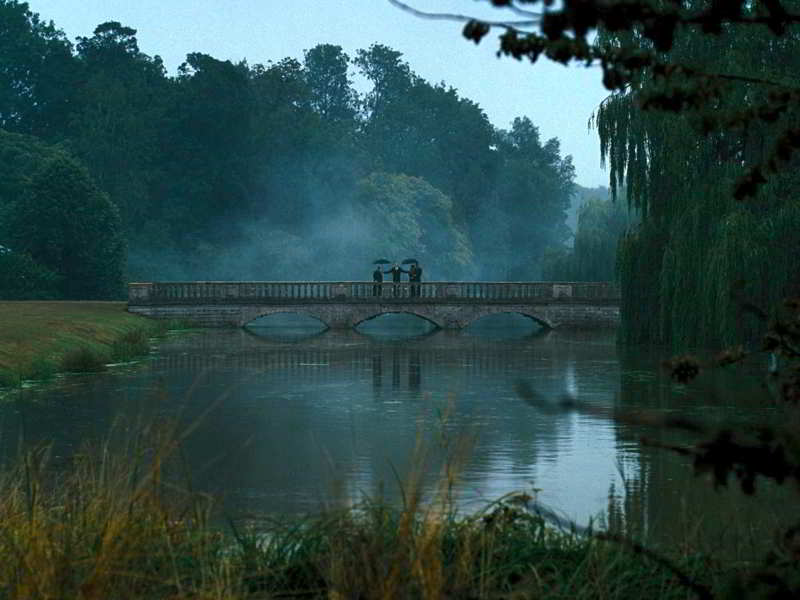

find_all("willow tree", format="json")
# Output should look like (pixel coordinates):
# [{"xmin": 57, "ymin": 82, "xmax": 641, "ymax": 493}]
[
  {"xmin": 391, "ymin": 0, "xmax": 800, "ymax": 346},
  {"xmin": 594, "ymin": 4, "xmax": 800, "ymax": 346}
]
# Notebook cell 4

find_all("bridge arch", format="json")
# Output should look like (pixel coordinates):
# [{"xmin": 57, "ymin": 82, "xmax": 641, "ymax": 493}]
[
  {"xmin": 240, "ymin": 307, "xmax": 332, "ymax": 329},
  {"xmin": 352, "ymin": 309, "xmax": 443, "ymax": 330},
  {"xmin": 464, "ymin": 309, "xmax": 553, "ymax": 330}
]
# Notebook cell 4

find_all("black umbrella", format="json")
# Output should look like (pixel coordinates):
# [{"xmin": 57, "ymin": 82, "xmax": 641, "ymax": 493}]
[
  {"xmin": 401, "ymin": 258, "xmax": 418, "ymax": 264},
  {"xmin": 373, "ymin": 259, "xmax": 391, "ymax": 264}
]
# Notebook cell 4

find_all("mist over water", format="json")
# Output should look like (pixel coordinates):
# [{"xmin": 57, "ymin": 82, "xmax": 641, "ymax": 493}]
[
  {"xmin": 127, "ymin": 178, "xmax": 598, "ymax": 284},
  {"xmin": 116, "ymin": 46, "xmax": 582, "ymax": 285}
]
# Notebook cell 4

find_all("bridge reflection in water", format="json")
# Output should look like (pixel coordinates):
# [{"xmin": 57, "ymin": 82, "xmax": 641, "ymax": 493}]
[
  {"xmin": 148, "ymin": 327, "xmax": 616, "ymax": 517},
  {"xmin": 128, "ymin": 281, "xmax": 621, "ymax": 329},
  {"xmin": 151, "ymin": 326, "xmax": 552, "ymax": 394}
]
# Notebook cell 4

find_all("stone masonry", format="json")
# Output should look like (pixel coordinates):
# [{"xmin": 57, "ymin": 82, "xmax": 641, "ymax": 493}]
[{"xmin": 128, "ymin": 281, "xmax": 620, "ymax": 330}]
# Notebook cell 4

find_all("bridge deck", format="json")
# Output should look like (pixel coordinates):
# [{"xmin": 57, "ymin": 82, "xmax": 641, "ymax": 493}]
[
  {"xmin": 129, "ymin": 281, "xmax": 620, "ymax": 305},
  {"xmin": 127, "ymin": 281, "xmax": 621, "ymax": 329}
]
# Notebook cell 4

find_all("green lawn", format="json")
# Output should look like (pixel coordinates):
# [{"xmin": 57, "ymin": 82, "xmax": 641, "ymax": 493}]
[{"xmin": 0, "ymin": 301, "xmax": 160, "ymax": 384}]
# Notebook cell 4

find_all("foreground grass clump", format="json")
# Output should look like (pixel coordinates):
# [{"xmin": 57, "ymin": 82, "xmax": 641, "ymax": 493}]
[
  {"xmin": 0, "ymin": 301, "xmax": 190, "ymax": 384},
  {"xmin": 0, "ymin": 429, "xmax": 722, "ymax": 600},
  {"xmin": 0, "ymin": 429, "xmax": 231, "ymax": 600},
  {"xmin": 243, "ymin": 500, "xmax": 712, "ymax": 600}
]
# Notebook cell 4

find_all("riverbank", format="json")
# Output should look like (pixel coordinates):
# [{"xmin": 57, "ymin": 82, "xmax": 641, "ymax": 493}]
[
  {"xmin": 0, "ymin": 301, "xmax": 176, "ymax": 387},
  {"xmin": 0, "ymin": 431, "xmax": 724, "ymax": 600}
]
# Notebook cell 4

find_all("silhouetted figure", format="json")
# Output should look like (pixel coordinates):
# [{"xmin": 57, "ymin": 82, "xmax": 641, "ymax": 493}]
[
  {"xmin": 372, "ymin": 266, "xmax": 383, "ymax": 297},
  {"xmin": 408, "ymin": 263, "xmax": 423, "ymax": 297},
  {"xmin": 384, "ymin": 263, "xmax": 408, "ymax": 297}
]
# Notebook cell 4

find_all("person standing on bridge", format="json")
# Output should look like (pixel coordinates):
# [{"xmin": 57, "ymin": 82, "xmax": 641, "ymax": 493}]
[
  {"xmin": 372, "ymin": 265, "xmax": 383, "ymax": 297},
  {"xmin": 384, "ymin": 263, "xmax": 408, "ymax": 297},
  {"xmin": 408, "ymin": 263, "xmax": 423, "ymax": 297}
]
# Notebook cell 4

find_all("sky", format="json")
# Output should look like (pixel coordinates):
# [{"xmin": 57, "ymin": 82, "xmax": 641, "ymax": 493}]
[{"xmin": 26, "ymin": 0, "xmax": 611, "ymax": 188}]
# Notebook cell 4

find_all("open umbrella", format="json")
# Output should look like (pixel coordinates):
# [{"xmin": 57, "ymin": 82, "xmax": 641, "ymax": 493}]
[
  {"xmin": 373, "ymin": 259, "xmax": 391, "ymax": 264},
  {"xmin": 401, "ymin": 258, "xmax": 418, "ymax": 264}
]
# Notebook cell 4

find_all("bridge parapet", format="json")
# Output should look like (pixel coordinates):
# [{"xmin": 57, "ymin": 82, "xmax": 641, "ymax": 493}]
[{"xmin": 128, "ymin": 281, "xmax": 621, "ymax": 306}]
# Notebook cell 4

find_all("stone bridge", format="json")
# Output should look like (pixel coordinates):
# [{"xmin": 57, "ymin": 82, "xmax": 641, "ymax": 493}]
[{"xmin": 127, "ymin": 281, "xmax": 620, "ymax": 329}]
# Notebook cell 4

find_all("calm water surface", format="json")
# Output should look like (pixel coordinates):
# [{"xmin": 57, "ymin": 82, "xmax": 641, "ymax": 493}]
[{"xmin": 2, "ymin": 315, "xmax": 795, "ymax": 553}]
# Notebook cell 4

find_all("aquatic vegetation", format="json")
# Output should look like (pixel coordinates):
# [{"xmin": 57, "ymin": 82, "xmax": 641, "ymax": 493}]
[{"xmin": 0, "ymin": 369, "xmax": 21, "ymax": 388}]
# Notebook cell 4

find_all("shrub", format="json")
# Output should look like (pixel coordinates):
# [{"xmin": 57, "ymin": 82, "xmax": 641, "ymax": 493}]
[
  {"xmin": 0, "ymin": 369, "xmax": 20, "ymax": 388},
  {"xmin": 110, "ymin": 328, "xmax": 151, "ymax": 362},
  {"xmin": 0, "ymin": 250, "xmax": 60, "ymax": 299},
  {"xmin": 19, "ymin": 356, "xmax": 57, "ymax": 381},
  {"xmin": 59, "ymin": 346, "xmax": 107, "ymax": 373}
]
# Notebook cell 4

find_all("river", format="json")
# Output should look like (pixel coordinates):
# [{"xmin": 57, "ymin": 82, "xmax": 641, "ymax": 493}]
[{"xmin": 1, "ymin": 314, "xmax": 794, "ymax": 555}]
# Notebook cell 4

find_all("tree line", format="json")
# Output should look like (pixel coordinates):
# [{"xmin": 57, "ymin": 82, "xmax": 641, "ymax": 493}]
[{"xmin": 0, "ymin": 0, "xmax": 578, "ymax": 299}]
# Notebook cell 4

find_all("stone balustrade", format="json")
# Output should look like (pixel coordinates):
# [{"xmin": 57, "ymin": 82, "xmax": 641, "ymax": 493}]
[
  {"xmin": 128, "ymin": 281, "xmax": 621, "ymax": 305},
  {"xmin": 127, "ymin": 281, "xmax": 621, "ymax": 329}
]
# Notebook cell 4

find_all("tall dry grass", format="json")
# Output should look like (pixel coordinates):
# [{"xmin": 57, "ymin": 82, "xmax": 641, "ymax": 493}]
[
  {"xmin": 0, "ymin": 420, "xmax": 720, "ymax": 599},
  {"xmin": 0, "ymin": 423, "xmax": 237, "ymax": 599}
]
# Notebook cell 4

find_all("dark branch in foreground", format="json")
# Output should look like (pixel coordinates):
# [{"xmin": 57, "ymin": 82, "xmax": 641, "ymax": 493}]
[{"xmin": 387, "ymin": 0, "xmax": 540, "ymax": 29}]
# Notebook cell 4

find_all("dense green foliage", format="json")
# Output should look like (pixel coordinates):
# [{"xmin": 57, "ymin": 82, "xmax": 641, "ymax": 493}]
[
  {"xmin": 0, "ymin": 249, "xmax": 59, "ymax": 299},
  {"xmin": 354, "ymin": 173, "xmax": 473, "ymax": 277},
  {"xmin": 0, "ymin": 129, "xmax": 123, "ymax": 298},
  {"xmin": 4, "ymin": 153, "xmax": 125, "ymax": 299},
  {"xmin": 0, "ymin": 1, "xmax": 578, "ymax": 293},
  {"xmin": 593, "ymin": 2, "xmax": 800, "ymax": 348}
]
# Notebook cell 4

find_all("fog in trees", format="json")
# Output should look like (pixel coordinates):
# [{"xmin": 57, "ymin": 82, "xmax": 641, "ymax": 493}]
[{"xmin": 0, "ymin": 2, "xmax": 579, "ymax": 296}]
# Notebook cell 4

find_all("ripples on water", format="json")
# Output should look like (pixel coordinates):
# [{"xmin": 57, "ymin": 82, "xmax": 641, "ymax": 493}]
[{"xmin": 1, "ymin": 312, "xmax": 794, "ymax": 554}]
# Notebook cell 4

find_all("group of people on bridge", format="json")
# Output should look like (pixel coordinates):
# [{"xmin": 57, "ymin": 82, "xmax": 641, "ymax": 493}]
[{"xmin": 372, "ymin": 262, "xmax": 423, "ymax": 297}]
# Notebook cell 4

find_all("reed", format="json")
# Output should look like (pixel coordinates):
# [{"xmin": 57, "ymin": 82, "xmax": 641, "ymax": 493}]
[
  {"xmin": 0, "ymin": 425, "xmax": 234, "ymax": 599},
  {"xmin": 237, "ymin": 498, "xmax": 718, "ymax": 599},
  {"xmin": 0, "ymin": 422, "xmax": 724, "ymax": 600}
]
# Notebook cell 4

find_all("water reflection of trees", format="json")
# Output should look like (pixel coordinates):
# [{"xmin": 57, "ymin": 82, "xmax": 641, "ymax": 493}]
[
  {"xmin": 153, "ymin": 329, "xmax": 624, "ymax": 515},
  {"xmin": 8, "ymin": 329, "xmax": 734, "ymax": 530},
  {"xmin": 0, "ymin": 329, "xmax": 620, "ymax": 516},
  {"xmin": 5, "ymin": 329, "xmax": 791, "ymax": 552}
]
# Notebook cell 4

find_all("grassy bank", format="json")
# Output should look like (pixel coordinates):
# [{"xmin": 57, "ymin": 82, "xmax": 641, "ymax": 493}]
[
  {"xmin": 0, "ymin": 301, "xmax": 178, "ymax": 387},
  {"xmin": 0, "ymin": 428, "xmax": 724, "ymax": 600}
]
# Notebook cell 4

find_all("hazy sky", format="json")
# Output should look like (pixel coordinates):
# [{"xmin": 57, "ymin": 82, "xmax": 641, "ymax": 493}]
[{"xmin": 26, "ymin": 0, "xmax": 611, "ymax": 188}]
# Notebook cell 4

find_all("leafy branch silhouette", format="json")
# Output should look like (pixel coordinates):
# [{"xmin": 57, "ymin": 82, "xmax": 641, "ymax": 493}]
[
  {"xmin": 514, "ymin": 295, "xmax": 800, "ymax": 597},
  {"xmin": 390, "ymin": 0, "xmax": 800, "ymax": 199}
]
